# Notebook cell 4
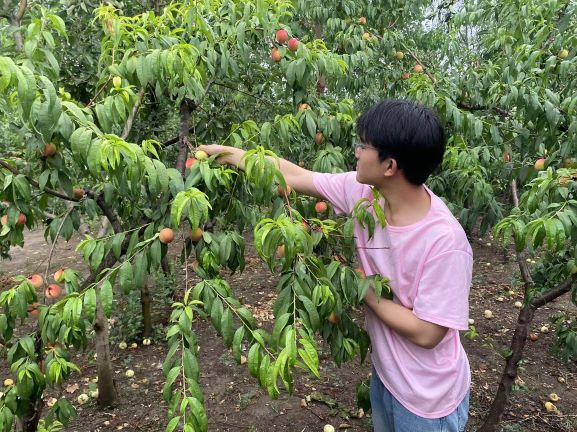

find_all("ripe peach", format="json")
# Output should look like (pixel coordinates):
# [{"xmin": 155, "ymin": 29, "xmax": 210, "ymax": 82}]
[
  {"xmin": 73, "ymin": 188, "xmax": 85, "ymax": 199},
  {"xmin": 413, "ymin": 64, "xmax": 423, "ymax": 73},
  {"xmin": 43, "ymin": 143, "xmax": 57, "ymax": 157},
  {"xmin": 315, "ymin": 132, "xmax": 323, "ymax": 145},
  {"xmin": 189, "ymin": 227, "xmax": 203, "ymax": 242},
  {"xmin": 315, "ymin": 201, "xmax": 328, "ymax": 213},
  {"xmin": 534, "ymin": 158, "xmax": 545, "ymax": 171},
  {"xmin": 287, "ymin": 37, "xmax": 299, "ymax": 52},
  {"xmin": 355, "ymin": 267, "xmax": 366, "ymax": 278},
  {"xmin": 271, "ymin": 47, "xmax": 282, "ymax": 62},
  {"xmin": 275, "ymin": 29, "xmax": 289, "ymax": 44},
  {"xmin": 185, "ymin": 158, "xmax": 197, "ymax": 169},
  {"xmin": 502, "ymin": 152, "xmax": 511, "ymax": 162},
  {"xmin": 528, "ymin": 332, "xmax": 539, "ymax": 342},
  {"xmin": 53, "ymin": 268, "xmax": 65, "ymax": 283},
  {"xmin": 45, "ymin": 284, "xmax": 62, "ymax": 299},
  {"xmin": 401, "ymin": 72, "xmax": 410, "ymax": 80},
  {"xmin": 298, "ymin": 103, "xmax": 310, "ymax": 112},
  {"xmin": 276, "ymin": 244, "xmax": 286, "ymax": 258},
  {"xmin": 17, "ymin": 213, "xmax": 26, "ymax": 225},
  {"xmin": 27, "ymin": 274, "xmax": 44, "ymax": 288},
  {"xmin": 159, "ymin": 228, "xmax": 174, "ymax": 244},
  {"xmin": 358, "ymin": 16, "xmax": 367, "ymax": 25},
  {"xmin": 327, "ymin": 312, "xmax": 338, "ymax": 324},
  {"xmin": 0, "ymin": 215, "xmax": 6, "ymax": 225}
]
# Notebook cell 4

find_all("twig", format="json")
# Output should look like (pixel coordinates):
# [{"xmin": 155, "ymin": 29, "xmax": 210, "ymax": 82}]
[
  {"xmin": 121, "ymin": 88, "xmax": 146, "ymax": 140},
  {"xmin": 213, "ymin": 81, "xmax": 276, "ymax": 107},
  {"xmin": 87, "ymin": 77, "xmax": 113, "ymax": 108},
  {"xmin": 42, "ymin": 205, "xmax": 76, "ymax": 303},
  {"xmin": 531, "ymin": 276, "xmax": 575, "ymax": 309},
  {"xmin": 0, "ymin": 159, "xmax": 80, "ymax": 202}
]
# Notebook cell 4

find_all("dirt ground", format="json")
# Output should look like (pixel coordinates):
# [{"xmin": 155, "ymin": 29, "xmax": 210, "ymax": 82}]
[{"xmin": 1, "ymin": 229, "xmax": 576, "ymax": 432}]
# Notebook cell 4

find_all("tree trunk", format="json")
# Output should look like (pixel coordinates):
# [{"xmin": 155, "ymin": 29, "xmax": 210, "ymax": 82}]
[
  {"xmin": 14, "ymin": 333, "xmax": 43, "ymax": 432},
  {"xmin": 95, "ymin": 295, "xmax": 118, "ymax": 408},
  {"xmin": 141, "ymin": 279, "xmax": 152, "ymax": 338},
  {"xmin": 176, "ymin": 99, "xmax": 193, "ymax": 175},
  {"xmin": 477, "ymin": 306, "xmax": 534, "ymax": 432}
]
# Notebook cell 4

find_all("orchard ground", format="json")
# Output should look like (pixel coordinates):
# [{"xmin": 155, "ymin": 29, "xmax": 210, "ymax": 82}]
[{"xmin": 1, "ymin": 228, "xmax": 576, "ymax": 432}]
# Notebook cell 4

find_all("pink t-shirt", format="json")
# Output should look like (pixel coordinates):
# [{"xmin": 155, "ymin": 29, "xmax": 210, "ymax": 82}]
[{"xmin": 313, "ymin": 171, "xmax": 472, "ymax": 419}]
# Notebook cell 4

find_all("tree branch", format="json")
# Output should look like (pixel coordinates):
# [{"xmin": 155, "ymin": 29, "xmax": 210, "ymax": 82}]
[
  {"xmin": 530, "ymin": 276, "xmax": 575, "ymax": 309},
  {"xmin": 457, "ymin": 102, "xmax": 510, "ymax": 118},
  {"xmin": 121, "ymin": 88, "xmax": 146, "ymax": 140},
  {"xmin": 86, "ymin": 190, "xmax": 122, "ymax": 234},
  {"xmin": 0, "ymin": 159, "xmax": 80, "ymax": 202},
  {"xmin": 10, "ymin": 0, "xmax": 27, "ymax": 51},
  {"xmin": 213, "ymin": 81, "xmax": 276, "ymax": 107}
]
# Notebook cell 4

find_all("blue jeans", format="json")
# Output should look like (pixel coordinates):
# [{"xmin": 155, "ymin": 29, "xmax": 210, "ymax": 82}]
[{"xmin": 370, "ymin": 368, "xmax": 469, "ymax": 432}]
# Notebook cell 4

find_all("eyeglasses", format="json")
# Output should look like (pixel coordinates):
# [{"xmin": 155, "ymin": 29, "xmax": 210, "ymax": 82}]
[{"xmin": 355, "ymin": 142, "xmax": 377, "ymax": 151}]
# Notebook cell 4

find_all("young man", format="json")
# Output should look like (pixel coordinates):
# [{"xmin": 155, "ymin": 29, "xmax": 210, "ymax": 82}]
[{"xmin": 198, "ymin": 99, "xmax": 472, "ymax": 432}]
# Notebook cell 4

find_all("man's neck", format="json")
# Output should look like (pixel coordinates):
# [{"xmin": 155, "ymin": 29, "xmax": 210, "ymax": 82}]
[{"xmin": 379, "ymin": 181, "xmax": 431, "ymax": 227}]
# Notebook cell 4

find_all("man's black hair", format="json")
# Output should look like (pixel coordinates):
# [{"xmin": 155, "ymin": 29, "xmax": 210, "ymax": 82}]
[{"xmin": 356, "ymin": 99, "xmax": 446, "ymax": 185}]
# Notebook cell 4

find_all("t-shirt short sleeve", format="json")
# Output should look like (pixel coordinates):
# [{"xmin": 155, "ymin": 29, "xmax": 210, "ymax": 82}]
[
  {"xmin": 412, "ymin": 250, "xmax": 472, "ymax": 330},
  {"xmin": 312, "ymin": 172, "xmax": 366, "ymax": 215}
]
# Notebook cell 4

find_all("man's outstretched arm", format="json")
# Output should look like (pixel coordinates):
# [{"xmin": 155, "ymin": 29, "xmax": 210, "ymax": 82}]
[{"xmin": 198, "ymin": 144, "xmax": 324, "ymax": 199}]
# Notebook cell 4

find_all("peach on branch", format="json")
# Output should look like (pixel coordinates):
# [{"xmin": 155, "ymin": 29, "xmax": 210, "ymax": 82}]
[
  {"xmin": 185, "ymin": 158, "xmax": 197, "ymax": 169},
  {"xmin": 558, "ymin": 49, "xmax": 569, "ymax": 59},
  {"xmin": 314, "ymin": 201, "xmax": 328, "ymax": 214},
  {"xmin": 534, "ymin": 158, "xmax": 545, "ymax": 171},
  {"xmin": 27, "ymin": 274, "xmax": 44, "ymax": 288},
  {"xmin": 73, "ymin": 188, "xmax": 85, "ymax": 199},
  {"xmin": 43, "ymin": 143, "xmax": 57, "ymax": 157},
  {"xmin": 276, "ymin": 244, "xmax": 286, "ymax": 258},
  {"xmin": 45, "ymin": 284, "xmax": 62, "ymax": 299},
  {"xmin": 159, "ymin": 228, "xmax": 174, "ymax": 244},
  {"xmin": 298, "ymin": 103, "xmax": 311, "ymax": 112},
  {"xmin": 413, "ymin": 64, "xmax": 423, "ymax": 73},
  {"xmin": 271, "ymin": 47, "xmax": 282, "ymax": 63},
  {"xmin": 401, "ymin": 72, "xmax": 410, "ymax": 80},
  {"xmin": 327, "ymin": 312, "xmax": 339, "ymax": 324},
  {"xmin": 189, "ymin": 227, "xmax": 204, "ymax": 242},
  {"xmin": 287, "ymin": 37, "xmax": 299, "ymax": 52},
  {"xmin": 194, "ymin": 150, "xmax": 208, "ymax": 161},
  {"xmin": 54, "ymin": 268, "xmax": 65, "ymax": 283},
  {"xmin": 358, "ymin": 17, "xmax": 367, "ymax": 25},
  {"xmin": 275, "ymin": 29, "xmax": 289, "ymax": 44},
  {"xmin": 315, "ymin": 132, "xmax": 323, "ymax": 145}
]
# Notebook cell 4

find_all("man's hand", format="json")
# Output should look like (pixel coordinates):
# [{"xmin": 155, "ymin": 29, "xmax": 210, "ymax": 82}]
[
  {"xmin": 196, "ymin": 144, "xmax": 323, "ymax": 198},
  {"xmin": 363, "ymin": 287, "xmax": 448, "ymax": 349}
]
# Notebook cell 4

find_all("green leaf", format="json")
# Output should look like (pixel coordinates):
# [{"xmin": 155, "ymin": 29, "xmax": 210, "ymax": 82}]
[{"xmin": 100, "ymin": 280, "xmax": 113, "ymax": 316}]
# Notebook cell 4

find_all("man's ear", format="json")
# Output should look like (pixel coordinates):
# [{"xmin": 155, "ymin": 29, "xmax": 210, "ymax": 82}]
[{"xmin": 383, "ymin": 158, "xmax": 398, "ymax": 177}]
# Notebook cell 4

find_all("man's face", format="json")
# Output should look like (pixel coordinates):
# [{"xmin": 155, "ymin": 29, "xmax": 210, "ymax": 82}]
[{"xmin": 354, "ymin": 141, "xmax": 391, "ymax": 187}]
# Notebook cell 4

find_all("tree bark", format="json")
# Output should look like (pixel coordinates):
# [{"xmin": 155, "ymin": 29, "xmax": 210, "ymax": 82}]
[
  {"xmin": 478, "ymin": 276, "xmax": 575, "ymax": 432},
  {"xmin": 477, "ymin": 306, "xmax": 534, "ymax": 432},
  {"xmin": 176, "ymin": 99, "xmax": 193, "ymax": 175},
  {"xmin": 95, "ymin": 295, "xmax": 118, "ymax": 407}
]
